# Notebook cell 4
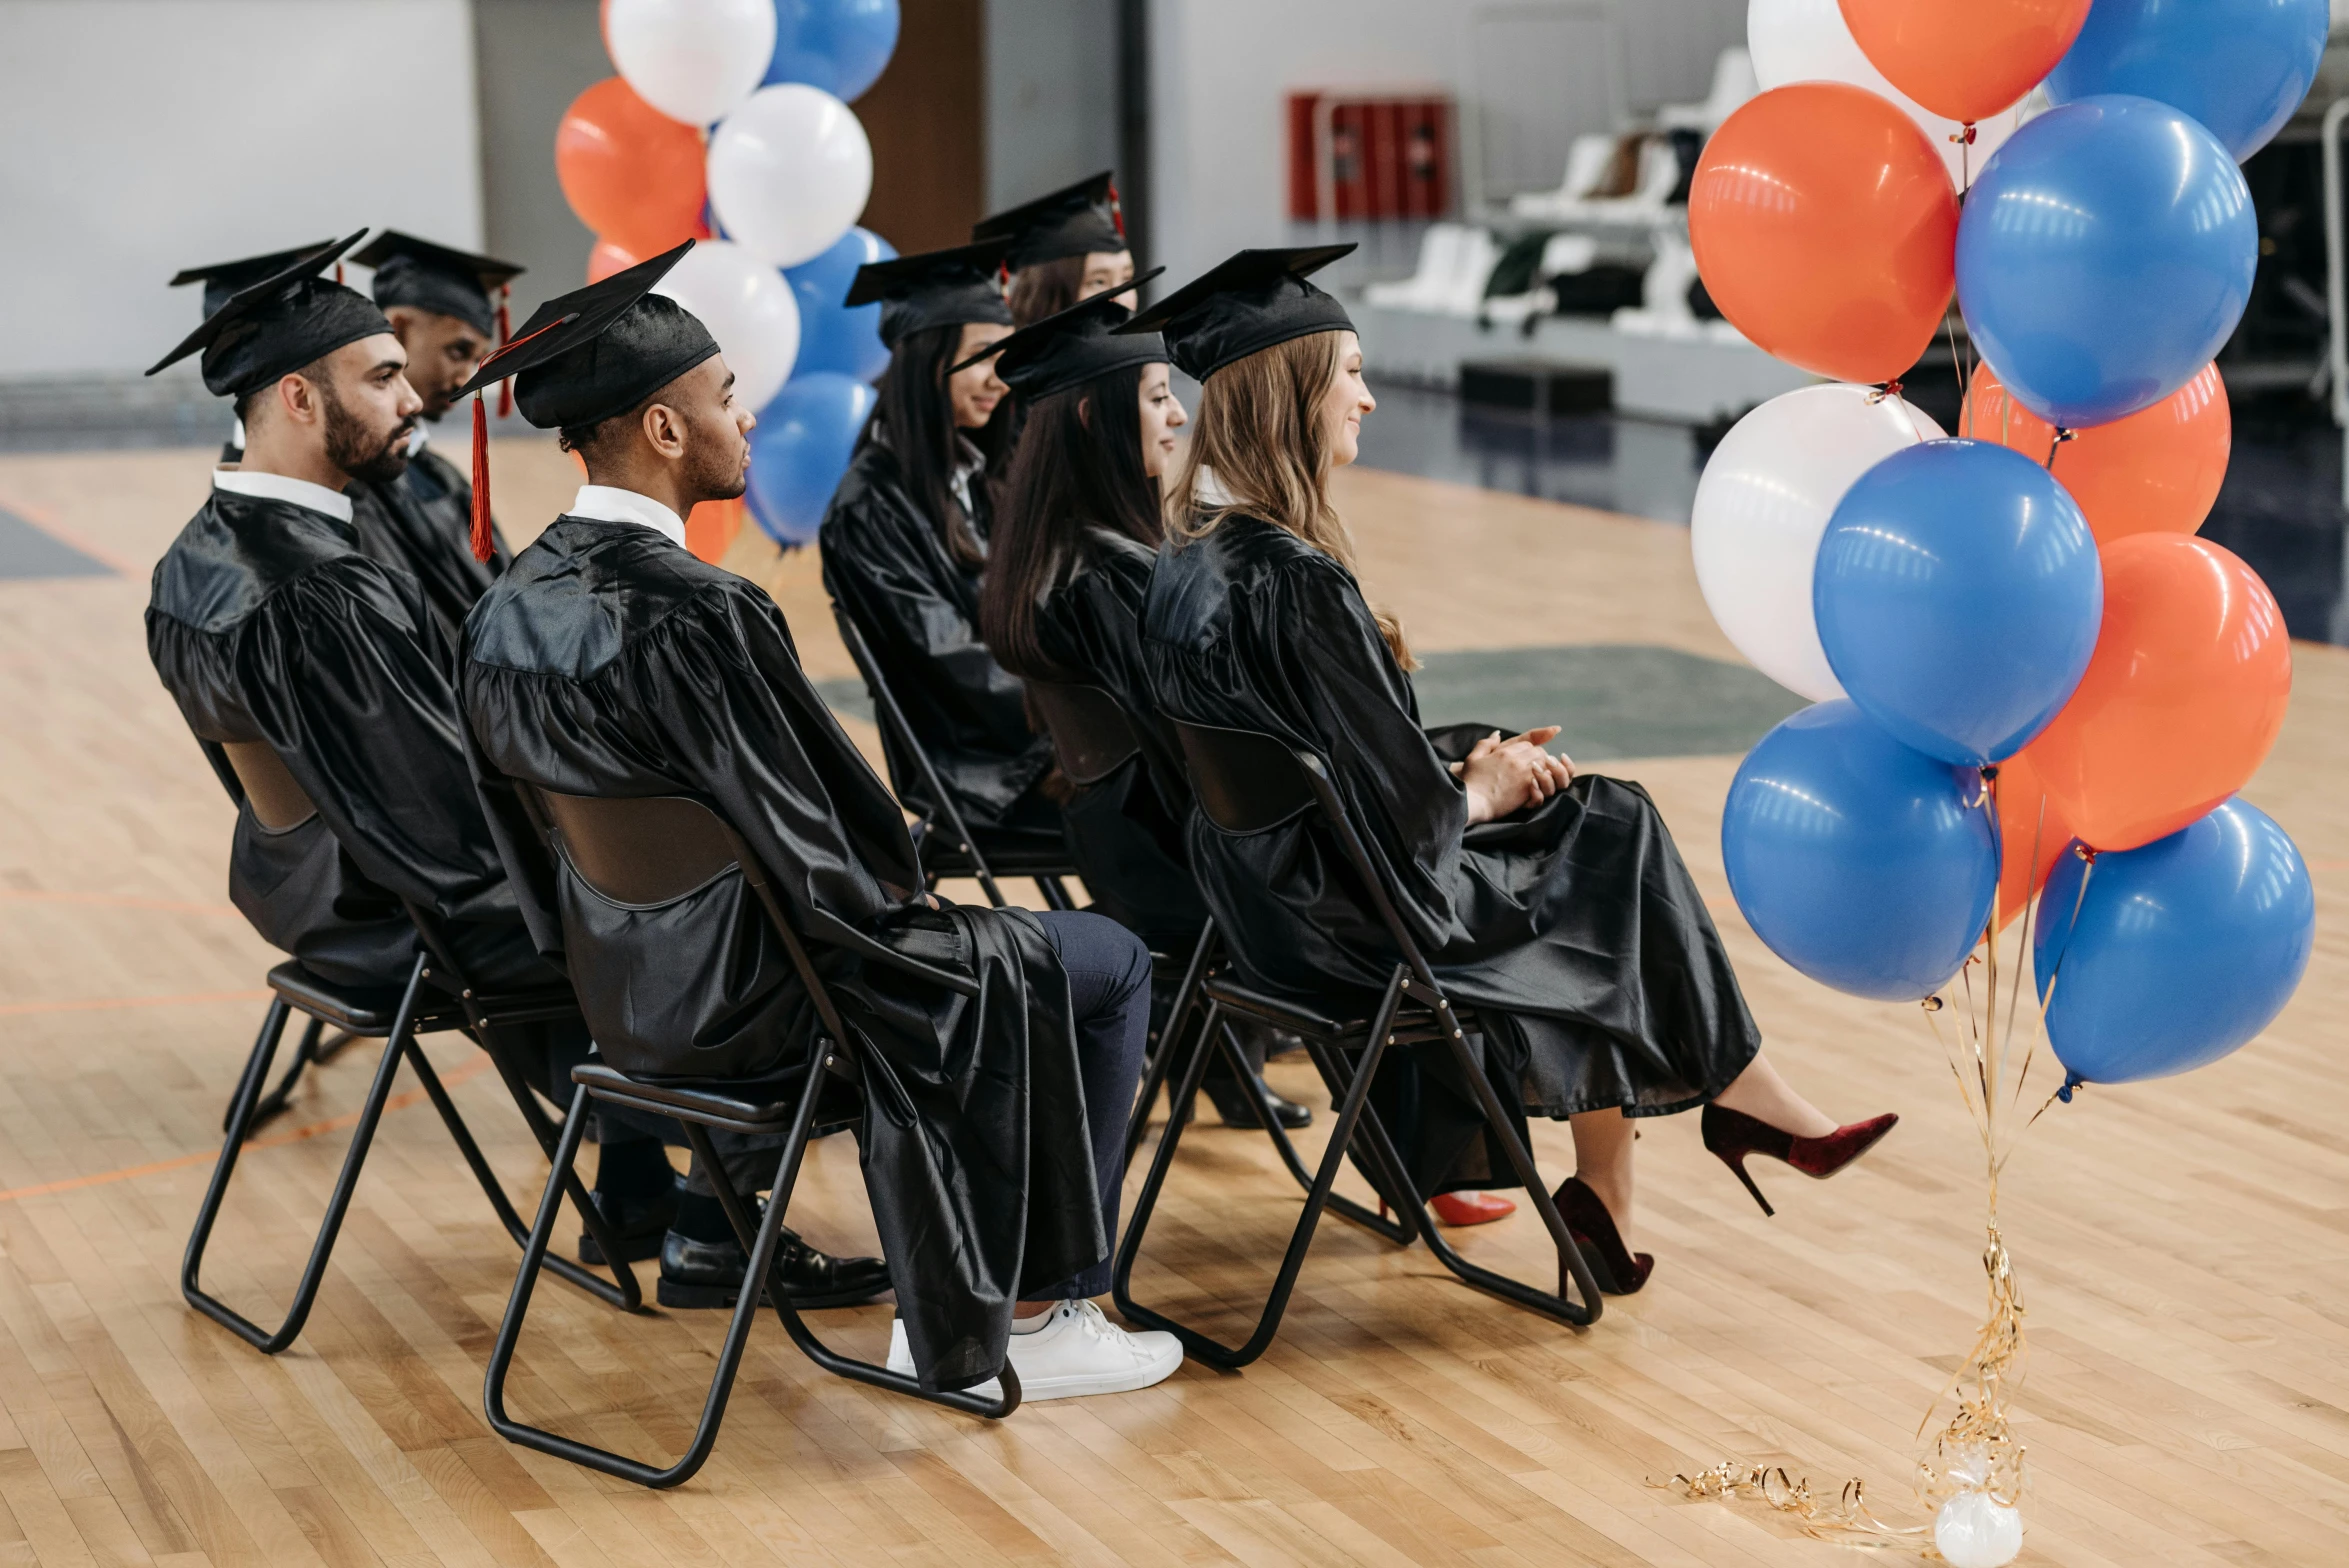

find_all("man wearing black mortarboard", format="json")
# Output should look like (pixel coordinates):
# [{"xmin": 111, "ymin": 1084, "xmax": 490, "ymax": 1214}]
[
  {"xmin": 169, "ymin": 241, "xmax": 336, "ymax": 463},
  {"xmin": 142, "ymin": 232, "xmax": 700, "ymax": 1281},
  {"xmin": 339, "ymin": 230, "xmax": 526, "ymax": 649},
  {"xmin": 973, "ymin": 171, "xmax": 1137, "ymax": 327},
  {"xmin": 459, "ymin": 243, "xmax": 1182, "ymax": 1398}
]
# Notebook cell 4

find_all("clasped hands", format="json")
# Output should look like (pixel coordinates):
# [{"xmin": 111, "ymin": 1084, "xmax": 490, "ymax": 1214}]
[{"xmin": 1453, "ymin": 725, "xmax": 1575, "ymax": 824}]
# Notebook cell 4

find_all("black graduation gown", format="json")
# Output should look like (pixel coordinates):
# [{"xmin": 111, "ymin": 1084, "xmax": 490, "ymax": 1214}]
[
  {"xmin": 1140, "ymin": 517, "xmax": 1761, "ymax": 1190},
  {"xmin": 144, "ymin": 488, "xmax": 549, "ymax": 994},
  {"xmin": 350, "ymin": 443, "xmax": 513, "ymax": 654},
  {"xmin": 818, "ymin": 438, "xmax": 1062, "ymax": 849},
  {"xmin": 461, "ymin": 515, "xmax": 1106, "ymax": 1390},
  {"xmin": 1030, "ymin": 529, "xmax": 1206, "ymax": 950}
]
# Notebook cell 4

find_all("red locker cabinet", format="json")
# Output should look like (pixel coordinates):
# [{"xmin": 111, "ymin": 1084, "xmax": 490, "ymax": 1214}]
[{"xmin": 1287, "ymin": 92, "xmax": 1453, "ymax": 222}]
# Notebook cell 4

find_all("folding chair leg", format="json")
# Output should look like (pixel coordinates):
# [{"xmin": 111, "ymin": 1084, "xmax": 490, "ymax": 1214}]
[
  {"xmin": 184, "ymin": 956, "xmax": 428, "ymax": 1353},
  {"xmin": 690, "ymin": 1056, "xmax": 1019, "ymax": 1423},
  {"xmin": 401, "ymin": 1041, "xmax": 640, "ymax": 1313},
  {"xmin": 1242, "ymin": 1026, "xmax": 1414, "ymax": 1246},
  {"xmin": 1036, "ymin": 875, "xmax": 1074, "ymax": 910},
  {"xmin": 237, "ymin": 1016, "xmax": 324, "ymax": 1132},
  {"xmin": 1113, "ymin": 969, "xmax": 1408, "ymax": 1369},
  {"xmin": 1122, "ymin": 923, "xmax": 1218, "ymax": 1175},
  {"xmin": 1383, "ymin": 991, "xmax": 1604, "ymax": 1326},
  {"xmin": 311, "ymin": 1027, "xmax": 360, "ymax": 1064}
]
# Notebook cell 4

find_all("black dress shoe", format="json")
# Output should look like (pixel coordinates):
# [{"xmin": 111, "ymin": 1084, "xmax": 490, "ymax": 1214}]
[
  {"xmin": 576, "ymin": 1178, "xmax": 680, "ymax": 1267},
  {"xmin": 1201, "ymin": 1073, "xmax": 1313, "ymax": 1130},
  {"xmin": 656, "ymin": 1224, "xmax": 893, "ymax": 1310}
]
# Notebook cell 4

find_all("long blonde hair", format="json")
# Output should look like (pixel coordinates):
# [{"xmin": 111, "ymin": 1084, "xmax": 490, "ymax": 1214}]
[{"xmin": 1166, "ymin": 331, "xmax": 1417, "ymax": 669}]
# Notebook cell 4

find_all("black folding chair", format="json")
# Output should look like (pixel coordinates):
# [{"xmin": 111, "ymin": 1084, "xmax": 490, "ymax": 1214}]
[
  {"xmin": 1024, "ymin": 680, "xmax": 1301, "ymax": 1174},
  {"xmin": 483, "ymin": 789, "xmax": 1018, "ymax": 1491},
  {"xmin": 182, "ymin": 741, "xmax": 641, "ymax": 1356},
  {"xmin": 1112, "ymin": 719, "xmax": 1604, "ymax": 1369},
  {"xmin": 831, "ymin": 607, "xmax": 1078, "ymax": 910}
]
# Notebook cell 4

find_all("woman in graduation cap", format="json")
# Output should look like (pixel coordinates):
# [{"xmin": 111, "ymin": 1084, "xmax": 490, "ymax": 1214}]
[
  {"xmin": 818, "ymin": 240, "xmax": 1066, "ymax": 860},
  {"xmin": 1120, "ymin": 248, "xmax": 1899, "ymax": 1295},
  {"xmin": 973, "ymin": 171, "xmax": 1136, "ymax": 327},
  {"xmin": 967, "ymin": 280, "xmax": 1311, "ymax": 1134}
]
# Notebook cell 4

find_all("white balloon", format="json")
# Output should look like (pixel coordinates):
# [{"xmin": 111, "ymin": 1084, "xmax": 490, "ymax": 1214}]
[
  {"xmin": 1747, "ymin": 0, "xmax": 2024, "ymax": 190},
  {"xmin": 607, "ymin": 0, "xmax": 776, "ymax": 127},
  {"xmin": 652, "ymin": 239, "xmax": 801, "ymax": 413},
  {"xmin": 707, "ymin": 85, "xmax": 874, "ymax": 269},
  {"xmin": 1933, "ymin": 1493, "xmax": 2023, "ymax": 1568},
  {"xmin": 1691, "ymin": 383, "xmax": 1944, "ymax": 701}
]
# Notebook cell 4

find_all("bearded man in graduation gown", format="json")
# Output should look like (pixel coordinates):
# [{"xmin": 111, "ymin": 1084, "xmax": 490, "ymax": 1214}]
[
  {"xmin": 140, "ymin": 234, "xmax": 887, "ymax": 1311},
  {"xmin": 342, "ymin": 231, "xmax": 523, "ymax": 649},
  {"xmin": 456, "ymin": 244, "xmax": 1184, "ymax": 1399}
]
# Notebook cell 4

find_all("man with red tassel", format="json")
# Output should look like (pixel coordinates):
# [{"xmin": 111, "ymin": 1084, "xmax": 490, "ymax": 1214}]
[{"xmin": 345, "ymin": 231, "xmax": 525, "ymax": 651}]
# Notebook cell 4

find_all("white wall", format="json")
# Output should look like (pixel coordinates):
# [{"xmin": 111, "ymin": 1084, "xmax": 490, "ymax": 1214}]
[
  {"xmin": 1147, "ymin": 0, "xmax": 1743, "ymax": 285},
  {"xmin": 0, "ymin": 0, "xmax": 482, "ymax": 377},
  {"xmin": 987, "ymin": 0, "xmax": 1122, "ymax": 213}
]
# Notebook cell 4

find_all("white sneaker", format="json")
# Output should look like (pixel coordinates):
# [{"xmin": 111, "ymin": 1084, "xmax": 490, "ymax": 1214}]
[{"xmin": 884, "ymin": 1303, "xmax": 1183, "ymax": 1402}]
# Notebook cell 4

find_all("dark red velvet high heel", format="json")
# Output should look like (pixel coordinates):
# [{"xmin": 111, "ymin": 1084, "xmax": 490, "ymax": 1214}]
[
  {"xmin": 1700, "ymin": 1105, "xmax": 1898, "ymax": 1217},
  {"xmin": 1552, "ymin": 1176, "xmax": 1652, "ymax": 1295}
]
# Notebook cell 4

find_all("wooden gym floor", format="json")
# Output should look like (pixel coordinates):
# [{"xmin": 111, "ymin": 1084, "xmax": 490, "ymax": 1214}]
[{"xmin": 0, "ymin": 440, "xmax": 2342, "ymax": 1566}]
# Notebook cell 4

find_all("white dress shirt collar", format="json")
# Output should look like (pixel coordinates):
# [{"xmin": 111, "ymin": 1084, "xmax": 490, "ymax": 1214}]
[
  {"xmin": 568, "ymin": 484, "xmax": 688, "ymax": 549},
  {"xmin": 211, "ymin": 467, "xmax": 353, "ymax": 524}
]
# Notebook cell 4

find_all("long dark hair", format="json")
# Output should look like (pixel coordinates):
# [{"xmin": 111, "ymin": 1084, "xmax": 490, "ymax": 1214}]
[
  {"xmin": 980, "ymin": 360, "xmax": 1159, "ymax": 680},
  {"xmin": 868, "ymin": 322, "xmax": 1012, "ymax": 567}
]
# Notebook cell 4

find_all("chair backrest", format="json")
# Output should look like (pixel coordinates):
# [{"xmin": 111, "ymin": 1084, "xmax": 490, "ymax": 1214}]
[
  {"xmin": 220, "ymin": 740, "xmax": 318, "ymax": 832},
  {"xmin": 1170, "ymin": 717, "xmax": 1441, "ymax": 988},
  {"xmin": 1027, "ymin": 681, "xmax": 1141, "ymax": 789},
  {"xmin": 1171, "ymin": 719, "xmax": 1317, "ymax": 835},
  {"xmin": 536, "ymin": 792, "xmax": 743, "ymax": 906},
  {"xmin": 829, "ymin": 604, "xmax": 970, "ymax": 839}
]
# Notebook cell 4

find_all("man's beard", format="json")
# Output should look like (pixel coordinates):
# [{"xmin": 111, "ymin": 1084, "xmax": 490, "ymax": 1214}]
[
  {"xmin": 683, "ymin": 432, "xmax": 749, "ymax": 504},
  {"xmin": 321, "ymin": 383, "xmax": 415, "ymax": 484}
]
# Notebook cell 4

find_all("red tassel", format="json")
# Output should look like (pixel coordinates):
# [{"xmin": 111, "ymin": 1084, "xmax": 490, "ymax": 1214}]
[
  {"xmin": 1108, "ymin": 178, "xmax": 1127, "ymax": 242},
  {"xmin": 469, "ymin": 394, "xmax": 494, "ymax": 563},
  {"xmin": 494, "ymin": 287, "xmax": 514, "ymax": 419},
  {"xmin": 335, "ymin": 262, "xmax": 345, "ymax": 285}
]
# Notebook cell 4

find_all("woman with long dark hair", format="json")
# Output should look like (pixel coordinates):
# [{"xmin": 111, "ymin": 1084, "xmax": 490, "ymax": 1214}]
[
  {"xmin": 820, "ymin": 241, "xmax": 1061, "ymax": 852},
  {"xmin": 973, "ymin": 171, "xmax": 1137, "ymax": 326},
  {"xmin": 1120, "ymin": 248, "xmax": 1899, "ymax": 1294},
  {"xmin": 968, "ymin": 285, "xmax": 1304, "ymax": 1132}
]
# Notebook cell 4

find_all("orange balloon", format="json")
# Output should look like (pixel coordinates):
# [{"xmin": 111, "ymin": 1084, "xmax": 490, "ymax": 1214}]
[
  {"xmin": 2024, "ymin": 534, "xmax": 2291, "ymax": 851},
  {"xmin": 686, "ymin": 496, "xmax": 745, "ymax": 564},
  {"xmin": 1690, "ymin": 84, "xmax": 1957, "ymax": 384},
  {"xmin": 586, "ymin": 238, "xmax": 641, "ymax": 285},
  {"xmin": 1841, "ymin": 0, "xmax": 2091, "ymax": 124},
  {"xmin": 1962, "ymin": 363, "xmax": 2230, "ymax": 546},
  {"xmin": 1989, "ymin": 747, "xmax": 2073, "ymax": 929},
  {"xmin": 555, "ymin": 78, "xmax": 706, "ymax": 258}
]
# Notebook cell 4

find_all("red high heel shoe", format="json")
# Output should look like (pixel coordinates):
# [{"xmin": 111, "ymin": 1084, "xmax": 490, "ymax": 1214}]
[
  {"xmin": 1552, "ymin": 1176, "xmax": 1652, "ymax": 1295},
  {"xmin": 1700, "ymin": 1105, "xmax": 1898, "ymax": 1217},
  {"xmin": 1377, "ymin": 1190, "xmax": 1518, "ymax": 1226}
]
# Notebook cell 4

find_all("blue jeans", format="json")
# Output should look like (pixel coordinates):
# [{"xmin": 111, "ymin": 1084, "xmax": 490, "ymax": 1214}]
[{"xmin": 1029, "ymin": 909, "xmax": 1152, "ymax": 1299}]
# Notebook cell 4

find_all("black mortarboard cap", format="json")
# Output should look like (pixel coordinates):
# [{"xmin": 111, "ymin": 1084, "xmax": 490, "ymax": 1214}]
[
  {"xmin": 845, "ymin": 239, "xmax": 1015, "ymax": 349},
  {"xmin": 171, "ymin": 239, "xmax": 339, "ymax": 317},
  {"xmin": 147, "ymin": 231, "xmax": 390, "ymax": 398},
  {"xmin": 451, "ymin": 240, "xmax": 717, "ymax": 563},
  {"xmin": 973, "ymin": 171, "xmax": 1128, "ymax": 270},
  {"xmin": 1116, "ymin": 245, "xmax": 1358, "ymax": 382},
  {"xmin": 458, "ymin": 240, "xmax": 717, "ymax": 430},
  {"xmin": 353, "ymin": 229, "xmax": 524, "ymax": 338},
  {"xmin": 948, "ymin": 270, "xmax": 1167, "ymax": 400}
]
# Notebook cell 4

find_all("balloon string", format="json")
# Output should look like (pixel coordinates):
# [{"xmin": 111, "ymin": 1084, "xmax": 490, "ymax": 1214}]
[{"xmin": 2044, "ymin": 427, "xmax": 2076, "ymax": 470}]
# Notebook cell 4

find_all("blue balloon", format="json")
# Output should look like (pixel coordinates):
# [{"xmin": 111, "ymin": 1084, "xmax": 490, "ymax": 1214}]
[
  {"xmin": 764, "ymin": 0, "xmax": 901, "ymax": 102},
  {"xmin": 2035, "ymin": 798, "xmax": 2314, "ymax": 1085},
  {"xmin": 747, "ymin": 372, "xmax": 877, "ymax": 546},
  {"xmin": 1722, "ymin": 702, "xmax": 1997, "ymax": 1002},
  {"xmin": 785, "ymin": 226, "xmax": 896, "ymax": 382},
  {"xmin": 1957, "ymin": 96, "xmax": 2256, "ymax": 426},
  {"xmin": 1814, "ymin": 440, "xmax": 2102, "ymax": 766},
  {"xmin": 2047, "ymin": 0, "xmax": 2327, "ymax": 161}
]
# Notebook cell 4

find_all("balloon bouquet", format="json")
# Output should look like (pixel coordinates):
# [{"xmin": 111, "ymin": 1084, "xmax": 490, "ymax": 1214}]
[
  {"xmin": 1673, "ymin": 4, "xmax": 2327, "ymax": 1562},
  {"xmin": 553, "ymin": 0, "xmax": 903, "ymax": 555}
]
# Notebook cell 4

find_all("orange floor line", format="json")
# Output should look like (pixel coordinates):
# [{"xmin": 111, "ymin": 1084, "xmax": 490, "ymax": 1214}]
[
  {"xmin": 0, "ymin": 987, "xmax": 273, "ymax": 1018},
  {"xmin": 0, "ymin": 1052, "xmax": 493, "ymax": 1205}
]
